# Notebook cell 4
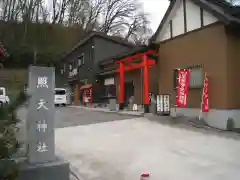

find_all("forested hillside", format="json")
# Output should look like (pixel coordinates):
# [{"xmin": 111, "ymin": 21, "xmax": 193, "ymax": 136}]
[
  {"xmin": 0, "ymin": 0, "xmax": 153, "ymax": 68},
  {"xmin": 0, "ymin": 22, "xmax": 84, "ymax": 68}
]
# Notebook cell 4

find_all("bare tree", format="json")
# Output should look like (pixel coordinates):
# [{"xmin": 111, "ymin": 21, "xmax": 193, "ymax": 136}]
[
  {"xmin": 125, "ymin": 12, "xmax": 148, "ymax": 39},
  {"xmin": 228, "ymin": 0, "xmax": 240, "ymax": 5},
  {"xmin": 1, "ymin": 0, "xmax": 22, "ymax": 21},
  {"xmin": 40, "ymin": 2, "xmax": 50, "ymax": 22},
  {"xmin": 99, "ymin": 0, "xmax": 137, "ymax": 34},
  {"xmin": 0, "ymin": 0, "xmax": 153, "ymax": 44},
  {"xmin": 67, "ymin": 0, "xmax": 83, "ymax": 25},
  {"xmin": 52, "ymin": 0, "xmax": 59, "ymax": 23},
  {"xmin": 124, "ymin": 12, "xmax": 152, "ymax": 45},
  {"xmin": 81, "ymin": 0, "xmax": 104, "ymax": 32},
  {"xmin": 58, "ymin": 0, "xmax": 69, "ymax": 23}
]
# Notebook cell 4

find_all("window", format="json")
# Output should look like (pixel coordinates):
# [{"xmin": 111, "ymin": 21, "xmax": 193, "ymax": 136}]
[
  {"xmin": 173, "ymin": 65, "xmax": 203, "ymax": 89},
  {"xmin": 189, "ymin": 68, "xmax": 203, "ymax": 88},
  {"xmin": 55, "ymin": 89, "xmax": 66, "ymax": 95},
  {"xmin": 78, "ymin": 55, "xmax": 84, "ymax": 66}
]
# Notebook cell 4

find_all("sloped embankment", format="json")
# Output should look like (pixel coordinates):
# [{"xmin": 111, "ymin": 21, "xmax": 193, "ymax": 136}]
[
  {"xmin": 0, "ymin": 69, "xmax": 67, "ymax": 100},
  {"xmin": 0, "ymin": 69, "xmax": 28, "ymax": 100}
]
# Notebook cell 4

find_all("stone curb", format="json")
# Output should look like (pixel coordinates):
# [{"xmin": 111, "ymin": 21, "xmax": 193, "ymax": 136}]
[{"xmin": 68, "ymin": 106, "xmax": 145, "ymax": 117}]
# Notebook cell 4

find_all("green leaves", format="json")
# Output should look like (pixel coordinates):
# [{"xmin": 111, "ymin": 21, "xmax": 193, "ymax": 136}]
[
  {"xmin": 0, "ymin": 159, "xmax": 19, "ymax": 180},
  {"xmin": 1, "ymin": 22, "xmax": 83, "ymax": 68},
  {"xmin": 0, "ymin": 91, "xmax": 28, "ymax": 180}
]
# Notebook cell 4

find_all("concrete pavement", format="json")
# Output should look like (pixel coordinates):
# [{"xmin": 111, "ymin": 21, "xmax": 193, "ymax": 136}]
[
  {"xmin": 56, "ymin": 115, "xmax": 240, "ymax": 180},
  {"xmin": 17, "ymin": 106, "xmax": 240, "ymax": 180},
  {"xmin": 17, "ymin": 107, "xmax": 135, "ymax": 180}
]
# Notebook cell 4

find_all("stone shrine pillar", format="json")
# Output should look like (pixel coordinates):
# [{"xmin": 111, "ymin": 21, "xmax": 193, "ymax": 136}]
[{"xmin": 18, "ymin": 66, "xmax": 69, "ymax": 180}]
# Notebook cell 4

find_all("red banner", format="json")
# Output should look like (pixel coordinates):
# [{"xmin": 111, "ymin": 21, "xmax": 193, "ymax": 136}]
[
  {"xmin": 176, "ymin": 69, "xmax": 191, "ymax": 107},
  {"xmin": 201, "ymin": 73, "xmax": 209, "ymax": 112},
  {"xmin": 89, "ymin": 88, "xmax": 92, "ymax": 104},
  {"xmin": 0, "ymin": 49, "xmax": 3, "ymax": 56}
]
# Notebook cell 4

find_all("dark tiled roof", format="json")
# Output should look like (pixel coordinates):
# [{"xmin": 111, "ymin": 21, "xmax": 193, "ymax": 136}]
[
  {"xmin": 61, "ymin": 31, "xmax": 135, "ymax": 61},
  {"xmin": 150, "ymin": 0, "xmax": 240, "ymax": 43}
]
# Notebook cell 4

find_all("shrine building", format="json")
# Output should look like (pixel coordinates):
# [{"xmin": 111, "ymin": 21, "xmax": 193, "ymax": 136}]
[{"xmin": 150, "ymin": 0, "xmax": 240, "ymax": 130}]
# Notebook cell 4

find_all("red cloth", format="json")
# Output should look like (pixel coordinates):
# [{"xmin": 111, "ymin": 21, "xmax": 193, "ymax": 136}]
[
  {"xmin": 175, "ymin": 69, "xmax": 191, "ymax": 107},
  {"xmin": 141, "ymin": 173, "xmax": 150, "ymax": 177},
  {"xmin": 201, "ymin": 73, "xmax": 209, "ymax": 112}
]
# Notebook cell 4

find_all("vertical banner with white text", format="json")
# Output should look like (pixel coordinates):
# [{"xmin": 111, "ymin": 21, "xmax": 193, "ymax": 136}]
[
  {"xmin": 157, "ymin": 94, "xmax": 170, "ymax": 115},
  {"xmin": 176, "ymin": 69, "xmax": 191, "ymax": 107},
  {"xmin": 201, "ymin": 73, "xmax": 209, "ymax": 112}
]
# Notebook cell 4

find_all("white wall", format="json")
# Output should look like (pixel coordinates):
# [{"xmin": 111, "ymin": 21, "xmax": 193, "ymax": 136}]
[
  {"xmin": 172, "ymin": 0, "xmax": 185, "ymax": 37},
  {"xmin": 186, "ymin": 0, "xmax": 201, "ymax": 32},
  {"xmin": 158, "ymin": 0, "xmax": 219, "ymax": 42},
  {"xmin": 161, "ymin": 24, "xmax": 171, "ymax": 41}
]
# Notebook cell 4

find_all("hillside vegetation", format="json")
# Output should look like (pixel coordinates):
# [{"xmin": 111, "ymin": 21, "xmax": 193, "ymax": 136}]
[
  {"xmin": 0, "ymin": 69, "xmax": 67, "ymax": 101},
  {"xmin": 0, "ymin": 22, "xmax": 85, "ymax": 68}
]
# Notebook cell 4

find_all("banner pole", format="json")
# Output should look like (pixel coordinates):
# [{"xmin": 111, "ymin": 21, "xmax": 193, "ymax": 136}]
[
  {"xmin": 199, "ymin": 87, "xmax": 204, "ymax": 121},
  {"xmin": 174, "ymin": 69, "xmax": 180, "ymax": 117},
  {"xmin": 199, "ymin": 72, "xmax": 206, "ymax": 121}
]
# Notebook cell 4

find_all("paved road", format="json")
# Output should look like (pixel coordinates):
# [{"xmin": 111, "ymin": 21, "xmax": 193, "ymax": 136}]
[
  {"xmin": 17, "ymin": 107, "xmax": 240, "ymax": 180},
  {"xmin": 56, "ymin": 117, "xmax": 240, "ymax": 180},
  {"xmin": 17, "ymin": 106, "xmax": 136, "ymax": 180},
  {"xmin": 17, "ymin": 106, "xmax": 135, "ymax": 128}
]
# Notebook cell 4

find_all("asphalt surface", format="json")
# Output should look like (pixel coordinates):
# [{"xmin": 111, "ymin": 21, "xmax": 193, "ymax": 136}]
[
  {"xmin": 17, "ymin": 106, "xmax": 135, "ymax": 128},
  {"xmin": 17, "ymin": 106, "xmax": 136, "ymax": 180}
]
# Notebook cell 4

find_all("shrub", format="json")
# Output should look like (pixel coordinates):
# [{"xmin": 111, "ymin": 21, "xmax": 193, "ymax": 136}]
[{"xmin": 0, "ymin": 92, "xmax": 28, "ymax": 180}]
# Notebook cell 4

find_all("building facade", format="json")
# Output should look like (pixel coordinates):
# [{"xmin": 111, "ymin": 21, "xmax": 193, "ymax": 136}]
[
  {"xmin": 61, "ymin": 31, "xmax": 134, "ymax": 105},
  {"xmin": 150, "ymin": 0, "xmax": 240, "ymax": 129}
]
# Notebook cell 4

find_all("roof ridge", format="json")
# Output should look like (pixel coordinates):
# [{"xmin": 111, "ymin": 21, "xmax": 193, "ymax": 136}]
[
  {"xmin": 61, "ymin": 31, "xmax": 135, "ymax": 61},
  {"xmin": 202, "ymin": 0, "xmax": 240, "ymax": 20}
]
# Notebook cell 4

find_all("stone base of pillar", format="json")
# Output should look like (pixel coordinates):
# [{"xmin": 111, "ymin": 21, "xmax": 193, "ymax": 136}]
[
  {"xmin": 119, "ymin": 103, "xmax": 124, "ymax": 110},
  {"xmin": 18, "ymin": 157, "xmax": 69, "ymax": 180},
  {"xmin": 144, "ymin": 104, "xmax": 150, "ymax": 113}
]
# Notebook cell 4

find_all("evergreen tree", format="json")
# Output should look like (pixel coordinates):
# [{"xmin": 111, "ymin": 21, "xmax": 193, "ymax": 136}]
[{"xmin": 0, "ymin": 91, "xmax": 28, "ymax": 180}]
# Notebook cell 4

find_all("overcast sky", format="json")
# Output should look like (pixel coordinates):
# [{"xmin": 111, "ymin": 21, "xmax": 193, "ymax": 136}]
[{"xmin": 141, "ymin": 0, "xmax": 170, "ymax": 32}]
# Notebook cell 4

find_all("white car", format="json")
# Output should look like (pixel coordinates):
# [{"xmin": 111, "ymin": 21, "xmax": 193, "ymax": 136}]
[
  {"xmin": 54, "ymin": 88, "xmax": 67, "ymax": 106},
  {"xmin": 0, "ymin": 87, "xmax": 9, "ymax": 107}
]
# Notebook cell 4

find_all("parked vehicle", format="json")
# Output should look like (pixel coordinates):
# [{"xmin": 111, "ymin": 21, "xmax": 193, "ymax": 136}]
[
  {"xmin": 0, "ymin": 87, "xmax": 9, "ymax": 107},
  {"xmin": 5, "ymin": 95, "xmax": 9, "ymax": 104},
  {"xmin": 54, "ymin": 88, "xmax": 67, "ymax": 106}
]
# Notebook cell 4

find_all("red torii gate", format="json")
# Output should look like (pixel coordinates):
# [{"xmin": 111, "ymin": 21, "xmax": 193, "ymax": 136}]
[{"xmin": 116, "ymin": 49, "xmax": 157, "ymax": 112}]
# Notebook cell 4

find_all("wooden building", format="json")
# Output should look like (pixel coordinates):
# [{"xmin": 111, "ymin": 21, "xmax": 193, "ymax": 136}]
[
  {"xmin": 61, "ymin": 31, "xmax": 134, "ymax": 105},
  {"xmin": 150, "ymin": 0, "xmax": 240, "ymax": 129}
]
